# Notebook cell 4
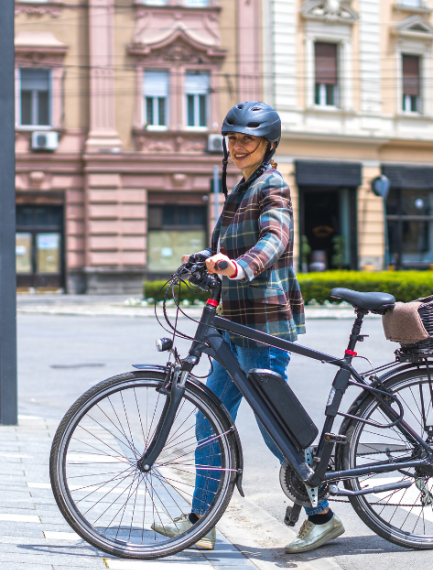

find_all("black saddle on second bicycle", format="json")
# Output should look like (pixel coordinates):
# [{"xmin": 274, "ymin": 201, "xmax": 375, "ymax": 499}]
[{"xmin": 330, "ymin": 288, "xmax": 395, "ymax": 314}]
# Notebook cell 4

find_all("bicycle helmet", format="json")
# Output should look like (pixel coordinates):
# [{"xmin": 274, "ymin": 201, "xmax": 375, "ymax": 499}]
[
  {"xmin": 220, "ymin": 101, "xmax": 281, "ymax": 200},
  {"xmin": 221, "ymin": 101, "xmax": 281, "ymax": 143}
]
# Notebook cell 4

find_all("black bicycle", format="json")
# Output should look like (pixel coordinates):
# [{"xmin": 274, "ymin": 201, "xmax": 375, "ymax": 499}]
[{"xmin": 50, "ymin": 257, "xmax": 433, "ymax": 558}]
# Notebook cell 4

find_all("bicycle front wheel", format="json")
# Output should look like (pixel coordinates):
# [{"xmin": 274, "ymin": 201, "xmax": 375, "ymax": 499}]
[
  {"xmin": 50, "ymin": 371, "xmax": 237, "ymax": 559},
  {"xmin": 338, "ymin": 368, "xmax": 433, "ymax": 549}
]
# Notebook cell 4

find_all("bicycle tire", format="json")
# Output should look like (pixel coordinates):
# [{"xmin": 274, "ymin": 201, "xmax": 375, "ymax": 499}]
[
  {"xmin": 50, "ymin": 370, "xmax": 237, "ymax": 559},
  {"xmin": 337, "ymin": 368, "xmax": 433, "ymax": 549}
]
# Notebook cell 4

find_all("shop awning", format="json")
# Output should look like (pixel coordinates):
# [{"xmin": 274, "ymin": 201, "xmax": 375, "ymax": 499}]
[
  {"xmin": 295, "ymin": 161, "xmax": 362, "ymax": 187},
  {"xmin": 382, "ymin": 165, "xmax": 433, "ymax": 190}
]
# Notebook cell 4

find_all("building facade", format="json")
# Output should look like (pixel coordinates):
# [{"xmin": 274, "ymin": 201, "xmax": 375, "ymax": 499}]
[
  {"xmin": 263, "ymin": 0, "xmax": 433, "ymax": 271},
  {"xmin": 14, "ymin": 0, "xmax": 259, "ymax": 293}
]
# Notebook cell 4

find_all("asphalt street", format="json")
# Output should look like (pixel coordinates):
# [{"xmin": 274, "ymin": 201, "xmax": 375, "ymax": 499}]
[{"xmin": 17, "ymin": 312, "xmax": 431, "ymax": 570}]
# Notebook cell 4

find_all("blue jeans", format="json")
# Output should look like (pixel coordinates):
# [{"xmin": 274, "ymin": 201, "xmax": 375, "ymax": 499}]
[{"xmin": 192, "ymin": 332, "xmax": 329, "ymax": 516}]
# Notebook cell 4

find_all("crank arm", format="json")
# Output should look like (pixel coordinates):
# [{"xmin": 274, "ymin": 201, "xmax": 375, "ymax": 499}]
[{"xmin": 329, "ymin": 479, "xmax": 412, "ymax": 497}]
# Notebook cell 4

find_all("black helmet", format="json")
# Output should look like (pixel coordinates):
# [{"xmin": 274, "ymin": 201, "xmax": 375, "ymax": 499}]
[{"xmin": 221, "ymin": 101, "xmax": 281, "ymax": 144}]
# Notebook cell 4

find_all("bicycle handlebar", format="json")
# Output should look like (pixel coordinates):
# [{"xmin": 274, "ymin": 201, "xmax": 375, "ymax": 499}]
[{"xmin": 214, "ymin": 260, "xmax": 229, "ymax": 271}]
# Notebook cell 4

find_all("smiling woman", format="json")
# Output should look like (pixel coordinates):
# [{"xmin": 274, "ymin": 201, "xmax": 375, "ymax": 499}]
[{"xmin": 173, "ymin": 102, "xmax": 343, "ymax": 552}]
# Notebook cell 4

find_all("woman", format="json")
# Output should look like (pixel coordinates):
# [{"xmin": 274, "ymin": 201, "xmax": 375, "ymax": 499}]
[{"xmin": 153, "ymin": 102, "xmax": 344, "ymax": 553}]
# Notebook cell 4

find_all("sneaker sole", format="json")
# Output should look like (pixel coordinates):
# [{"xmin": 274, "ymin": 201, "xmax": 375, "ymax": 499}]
[
  {"xmin": 195, "ymin": 537, "xmax": 215, "ymax": 550},
  {"xmin": 151, "ymin": 526, "xmax": 215, "ymax": 550},
  {"xmin": 285, "ymin": 526, "xmax": 345, "ymax": 554}
]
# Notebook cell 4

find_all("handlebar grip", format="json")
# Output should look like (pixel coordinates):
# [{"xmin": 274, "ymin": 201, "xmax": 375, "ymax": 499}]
[{"xmin": 215, "ymin": 260, "xmax": 229, "ymax": 270}]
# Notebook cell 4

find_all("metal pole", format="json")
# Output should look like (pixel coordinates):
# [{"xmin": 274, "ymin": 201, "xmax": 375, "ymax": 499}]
[
  {"xmin": 383, "ymin": 198, "xmax": 390, "ymax": 270},
  {"xmin": 213, "ymin": 165, "xmax": 219, "ymax": 224},
  {"xmin": 0, "ymin": 0, "xmax": 18, "ymax": 425}
]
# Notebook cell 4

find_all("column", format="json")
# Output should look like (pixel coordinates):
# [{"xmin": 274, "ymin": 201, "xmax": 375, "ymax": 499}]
[{"xmin": 86, "ymin": 0, "xmax": 122, "ymax": 151}]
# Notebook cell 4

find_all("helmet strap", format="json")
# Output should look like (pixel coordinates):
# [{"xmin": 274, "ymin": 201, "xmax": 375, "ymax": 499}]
[
  {"xmin": 221, "ymin": 136, "xmax": 229, "ymax": 202},
  {"xmin": 221, "ymin": 139, "xmax": 278, "ymax": 201}
]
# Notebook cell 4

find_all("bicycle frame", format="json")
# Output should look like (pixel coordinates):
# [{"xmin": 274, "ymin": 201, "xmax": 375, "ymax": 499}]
[{"xmin": 138, "ymin": 278, "xmax": 433, "ymax": 492}]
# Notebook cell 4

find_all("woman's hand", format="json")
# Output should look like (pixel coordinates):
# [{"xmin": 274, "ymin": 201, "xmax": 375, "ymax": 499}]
[
  {"xmin": 206, "ymin": 254, "xmax": 237, "ymax": 277},
  {"xmin": 181, "ymin": 254, "xmax": 191, "ymax": 264}
]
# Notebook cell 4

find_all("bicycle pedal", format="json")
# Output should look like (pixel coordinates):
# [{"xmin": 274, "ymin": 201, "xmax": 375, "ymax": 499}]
[
  {"xmin": 324, "ymin": 433, "xmax": 347, "ymax": 444},
  {"xmin": 284, "ymin": 503, "xmax": 301, "ymax": 527}
]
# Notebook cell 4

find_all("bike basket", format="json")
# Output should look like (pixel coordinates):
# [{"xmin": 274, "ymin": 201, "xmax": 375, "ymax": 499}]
[
  {"xmin": 382, "ymin": 295, "xmax": 433, "ymax": 354},
  {"xmin": 248, "ymin": 369, "xmax": 318, "ymax": 449}
]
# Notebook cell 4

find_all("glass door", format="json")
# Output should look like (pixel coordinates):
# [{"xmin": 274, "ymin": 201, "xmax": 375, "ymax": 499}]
[{"xmin": 16, "ymin": 205, "xmax": 64, "ymax": 290}]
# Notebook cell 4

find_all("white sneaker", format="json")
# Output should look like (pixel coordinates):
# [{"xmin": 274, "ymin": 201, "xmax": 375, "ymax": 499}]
[
  {"xmin": 151, "ymin": 514, "xmax": 216, "ymax": 549},
  {"xmin": 285, "ymin": 514, "xmax": 345, "ymax": 553}
]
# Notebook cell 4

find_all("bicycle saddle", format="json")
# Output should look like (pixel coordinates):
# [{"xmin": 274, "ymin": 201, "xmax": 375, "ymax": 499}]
[{"xmin": 330, "ymin": 288, "xmax": 395, "ymax": 314}]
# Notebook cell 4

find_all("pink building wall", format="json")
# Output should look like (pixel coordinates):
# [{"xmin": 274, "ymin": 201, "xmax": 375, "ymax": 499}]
[{"xmin": 15, "ymin": 1, "xmax": 256, "ymax": 293}]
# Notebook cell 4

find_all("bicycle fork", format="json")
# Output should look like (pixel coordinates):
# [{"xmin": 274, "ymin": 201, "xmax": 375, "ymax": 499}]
[{"xmin": 137, "ymin": 356, "xmax": 197, "ymax": 473}]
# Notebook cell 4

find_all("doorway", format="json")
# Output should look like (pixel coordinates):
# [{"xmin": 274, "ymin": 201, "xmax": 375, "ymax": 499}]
[
  {"xmin": 16, "ymin": 205, "xmax": 64, "ymax": 290},
  {"xmin": 299, "ymin": 187, "xmax": 357, "ymax": 270}
]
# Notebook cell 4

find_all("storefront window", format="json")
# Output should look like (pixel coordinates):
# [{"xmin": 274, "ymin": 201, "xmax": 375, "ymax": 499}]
[
  {"xmin": 36, "ymin": 233, "xmax": 61, "ymax": 274},
  {"xmin": 148, "ymin": 205, "xmax": 207, "ymax": 271},
  {"xmin": 15, "ymin": 205, "xmax": 64, "ymax": 289},
  {"xmin": 387, "ymin": 189, "xmax": 433, "ymax": 267},
  {"xmin": 16, "ymin": 233, "xmax": 32, "ymax": 274}
]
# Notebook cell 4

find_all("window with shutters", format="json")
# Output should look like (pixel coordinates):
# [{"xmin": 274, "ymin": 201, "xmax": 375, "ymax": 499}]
[
  {"xmin": 19, "ymin": 68, "xmax": 51, "ymax": 126},
  {"xmin": 402, "ymin": 54, "xmax": 421, "ymax": 113},
  {"xmin": 185, "ymin": 71, "xmax": 210, "ymax": 128},
  {"xmin": 143, "ymin": 70, "xmax": 169, "ymax": 129},
  {"xmin": 314, "ymin": 42, "xmax": 339, "ymax": 107}
]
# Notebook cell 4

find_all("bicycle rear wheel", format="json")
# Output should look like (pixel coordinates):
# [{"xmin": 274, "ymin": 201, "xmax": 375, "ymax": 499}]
[
  {"xmin": 338, "ymin": 368, "xmax": 433, "ymax": 549},
  {"xmin": 50, "ymin": 371, "xmax": 237, "ymax": 559}
]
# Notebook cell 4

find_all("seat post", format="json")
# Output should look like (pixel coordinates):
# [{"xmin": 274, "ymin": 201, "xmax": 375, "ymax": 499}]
[{"xmin": 346, "ymin": 309, "xmax": 368, "ymax": 357}]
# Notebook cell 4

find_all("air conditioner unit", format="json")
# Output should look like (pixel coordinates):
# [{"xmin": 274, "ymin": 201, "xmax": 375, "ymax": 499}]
[
  {"xmin": 31, "ymin": 131, "xmax": 59, "ymax": 151},
  {"xmin": 207, "ymin": 134, "xmax": 223, "ymax": 153}
]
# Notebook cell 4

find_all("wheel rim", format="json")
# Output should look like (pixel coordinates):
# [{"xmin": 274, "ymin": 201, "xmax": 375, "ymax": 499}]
[
  {"xmin": 349, "ymin": 373, "xmax": 433, "ymax": 543},
  {"xmin": 53, "ymin": 377, "xmax": 234, "ymax": 554}
]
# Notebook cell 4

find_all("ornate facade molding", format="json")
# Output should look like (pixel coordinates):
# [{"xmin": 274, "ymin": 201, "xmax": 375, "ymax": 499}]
[
  {"xmin": 15, "ymin": 31, "xmax": 68, "ymax": 65},
  {"xmin": 393, "ymin": 15, "xmax": 433, "ymax": 39},
  {"xmin": 301, "ymin": 0, "xmax": 358, "ymax": 24},
  {"xmin": 129, "ymin": 6, "xmax": 226, "ymax": 61},
  {"xmin": 132, "ymin": 130, "xmax": 207, "ymax": 154},
  {"xmin": 15, "ymin": 2, "xmax": 64, "ymax": 18}
]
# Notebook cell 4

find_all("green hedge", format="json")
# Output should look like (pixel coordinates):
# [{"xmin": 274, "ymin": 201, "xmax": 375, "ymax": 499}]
[
  {"xmin": 144, "ymin": 271, "xmax": 433, "ymax": 305},
  {"xmin": 297, "ymin": 271, "xmax": 433, "ymax": 304},
  {"xmin": 144, "ymin": 280, "xmax": 209, "ymax": 304}
]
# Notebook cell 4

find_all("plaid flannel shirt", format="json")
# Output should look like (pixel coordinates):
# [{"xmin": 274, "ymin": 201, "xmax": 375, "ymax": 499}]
[{"xmin": 209, "ymin": 167, "xmax": 306, "ymax": 348}]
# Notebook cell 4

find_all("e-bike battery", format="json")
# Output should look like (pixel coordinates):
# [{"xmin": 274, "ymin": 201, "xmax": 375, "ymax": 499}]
[{"xmin": 248, "ymin": 369, "xmax": 318, "ymax": 449}]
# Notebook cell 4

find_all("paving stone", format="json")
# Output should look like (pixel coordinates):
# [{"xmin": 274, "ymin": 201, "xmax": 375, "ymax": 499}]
[
  {"xmin": 0, "ymin": 551, "xmax": 107, "ymax": 568},
  {"xmin": 2, "ymin": 562, "xmax": 53, "ymax": 570}
]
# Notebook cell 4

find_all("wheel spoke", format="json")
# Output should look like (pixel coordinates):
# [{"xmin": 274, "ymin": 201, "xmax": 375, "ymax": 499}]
[
  {"xmin": 345, "ymin": 373, "xmax": 433, "ymax": 545},
  {"xmin": 51, "ymin": 374, "xmax": 235, "ymax": 555}
]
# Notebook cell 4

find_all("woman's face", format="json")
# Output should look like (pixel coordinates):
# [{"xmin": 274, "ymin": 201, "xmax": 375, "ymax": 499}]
[{"xmin": 227, "ymin": 133, "xmax": 268, "ymax": 172}]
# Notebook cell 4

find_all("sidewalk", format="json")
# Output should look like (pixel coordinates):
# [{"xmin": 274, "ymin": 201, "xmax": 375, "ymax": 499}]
[
  {"xmin": 16, "ymin": 294, "xmax": 380, "ymax": 320},
  {"xmin": 0, "ymin": 413, "xmax": 259, "ymax": 570}
]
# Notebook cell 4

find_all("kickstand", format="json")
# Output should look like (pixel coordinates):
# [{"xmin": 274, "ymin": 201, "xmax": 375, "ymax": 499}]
[{"xmin": 284, "ymin": 503, "xmax": 302, "ymax": 527}]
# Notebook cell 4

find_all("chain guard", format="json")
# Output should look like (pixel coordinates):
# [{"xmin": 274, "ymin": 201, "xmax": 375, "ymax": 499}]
[{"xmin": 279, "ymin": 459, "xmax": 330, "ymax": 507}]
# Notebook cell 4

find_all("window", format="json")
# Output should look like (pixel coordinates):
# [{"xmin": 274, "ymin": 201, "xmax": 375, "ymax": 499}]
[
  {"xmin": 314, "ymin": 43, "xmax": 338, "ymax": 107},
  {"xmin": 147, "ymin": 205, "xmax": 207, "ymax": 271},
  {"xmin": 141, "ymin": 0, "xmax": 168, "ymax": 5},
  {"xmin": 387, "ymin": 188, "xmax": 433, "ymax": 268},
  {"xmin": 144, "ymin": 70, "xmax": 169, "ymax": 128},
  {"xmin": 184, "ymin": 0, "xmax": 210, "ymax": 6},
  {"xmin": 402, "ymin": 54, "xmax": 421, "ymax": 112},
  {"xmin": 398, "ymin": 0, "xmax": 424, "ymax": 6},
  {"xmin": 185, "ymin": 72, "xmax": 210, "ymax": 128},
  {"xmin": 20, "ymin": 68, "xmax": 51, "ymax": 126}
]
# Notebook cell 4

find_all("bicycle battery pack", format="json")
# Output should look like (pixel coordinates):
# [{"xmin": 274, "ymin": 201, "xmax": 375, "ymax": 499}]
[{"xmin": 248, "ymin": 369, "xmax": 318, "ymax": 449}]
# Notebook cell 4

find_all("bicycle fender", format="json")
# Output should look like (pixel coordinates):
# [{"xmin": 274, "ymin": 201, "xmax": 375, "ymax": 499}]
[{"xmin": 131, "ymin": 364, "xmax": 245, "ymax": 497}]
